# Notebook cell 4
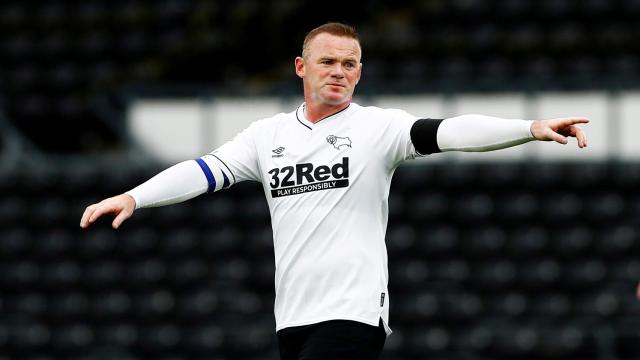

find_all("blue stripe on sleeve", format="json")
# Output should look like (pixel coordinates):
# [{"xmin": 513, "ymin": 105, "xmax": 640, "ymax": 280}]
[{"xmin": 195, "ymin": 158, "xmax": 216, "ymax": 193}]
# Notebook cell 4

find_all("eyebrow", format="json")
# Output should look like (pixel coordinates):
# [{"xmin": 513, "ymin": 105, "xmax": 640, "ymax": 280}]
[{"xmin": 318, "ymin": 56, "xmax": 358, "ymax": 63}]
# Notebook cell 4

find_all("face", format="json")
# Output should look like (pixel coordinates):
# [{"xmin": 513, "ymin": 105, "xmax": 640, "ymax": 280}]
[{"xmin": 295, "ymin": 33, "xmax": 362, "ymax": 107}]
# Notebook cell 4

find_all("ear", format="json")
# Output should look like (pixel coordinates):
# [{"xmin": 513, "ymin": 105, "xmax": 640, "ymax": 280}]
[
  {"xmin": 295, "ymin": 57, "xmax": 305, "ymax": 79},
  {"xmin": 355, "ymin": 62, "xmax": 362, "ymax": 85}
]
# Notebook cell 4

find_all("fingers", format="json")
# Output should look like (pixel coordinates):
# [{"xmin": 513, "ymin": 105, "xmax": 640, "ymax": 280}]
[
  {"xmin": 547, "ymin": 117, "xmax": 589, "ymax": 129},
  {"xmin": 112, "ymin": 209, "xmax": 132, "ymax": 229},
  {"xmin": 554, "ymin": 117, "xmax": 590, "ymax": 127},
  {"xmin": 559, "ymin": 125, "xmax": 588, "ymax": 147},
  {"xmin": 88, "ymin": 203, "xmax": 114, "ymax": 225},
  {"xmin": 79, "ymin": 196, "xmax": 126, "ymax": 229},
  {"xmin": 80, "ymin": 202, "xmax": 112, "ymax": 228},
  {"xmin": 547, "ymin": 128, "xmax": 568, "ymax": 145},
  {"xmin": 574, "ymin": 126, "xmax": 588, "ymax": 148},
  {"xmin": 80, "ymin": 205, "xmax": 97, "ymax": 228},
  {"xmin": 557, "ymin": 124, "xmax": 588, "ymax": 148},
  {"xmin": 543, "ymin": 117, "xmax": 589, "ymax": 148}
]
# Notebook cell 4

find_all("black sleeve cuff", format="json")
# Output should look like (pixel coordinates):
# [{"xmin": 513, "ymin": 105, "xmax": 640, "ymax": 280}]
[{"xmin": 410, "ymin": 118, "xmax": 444, "ymax": 155}]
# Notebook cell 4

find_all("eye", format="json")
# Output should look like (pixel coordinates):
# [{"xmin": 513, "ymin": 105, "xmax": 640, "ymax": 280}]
[{"xmin": 345, "ymin": 62, "xmax": 356, "ymax": 69}]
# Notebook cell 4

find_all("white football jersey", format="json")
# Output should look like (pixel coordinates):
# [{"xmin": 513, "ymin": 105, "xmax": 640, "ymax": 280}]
[{"xmin": 212, "ymin": 102, "xmax": 422, "ymax": 334}]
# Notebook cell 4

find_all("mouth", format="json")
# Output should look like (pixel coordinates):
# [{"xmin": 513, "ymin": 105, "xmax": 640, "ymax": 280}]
[{"xmin": 327, "ymin": 83, "xmax": 345, "ymax": 88}]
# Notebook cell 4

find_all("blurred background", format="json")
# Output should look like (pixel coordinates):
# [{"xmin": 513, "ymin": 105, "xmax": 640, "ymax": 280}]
[{"xmin": 1, "ymin": 0, "xmax": 639, "ymax": 359}]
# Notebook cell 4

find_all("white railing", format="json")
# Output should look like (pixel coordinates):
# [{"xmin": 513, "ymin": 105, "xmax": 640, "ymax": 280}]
[{"xmin": 128, "ymin": 91, "xmax": 640, "ymax": 163}]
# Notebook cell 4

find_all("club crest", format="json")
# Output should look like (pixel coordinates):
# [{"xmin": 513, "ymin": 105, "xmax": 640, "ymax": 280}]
[{"xmin": 326, "ymin": 135, "xmax": 352, "ymax": 150}]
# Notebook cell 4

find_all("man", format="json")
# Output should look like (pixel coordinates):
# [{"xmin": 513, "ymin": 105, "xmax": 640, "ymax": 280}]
[{"xmin": 81, "ymin": 23, "xmax": 589, "ymax": 359}]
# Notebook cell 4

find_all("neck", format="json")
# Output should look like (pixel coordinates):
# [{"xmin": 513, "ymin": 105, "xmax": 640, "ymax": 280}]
[{"xmin": 304, "ymin": 100, "xmax": 350, "ymax": 123}]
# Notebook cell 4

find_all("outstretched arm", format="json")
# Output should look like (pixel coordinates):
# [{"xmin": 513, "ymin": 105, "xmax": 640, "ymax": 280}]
[
  {"xmin": 411, "ymin": 115, "xmax": 589, "ymax": 154},
  {"xmin": 80, "ymin": 156, "xmax": 232, "ymax": 229}
]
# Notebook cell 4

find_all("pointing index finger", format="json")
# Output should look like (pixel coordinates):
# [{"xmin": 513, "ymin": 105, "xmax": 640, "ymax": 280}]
[{"xmin": 560, "ymin": 117, "xmax": 590, "ymax": 126}]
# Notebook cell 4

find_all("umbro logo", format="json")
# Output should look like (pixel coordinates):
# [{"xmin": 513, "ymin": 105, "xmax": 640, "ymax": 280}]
[
  {"xmin": 327, "ymin": 135, "xmax": 352, "ymax": 150},
  {"xmin": 272, "ymin": 147, "xmax": 285, "ymax": 158}
]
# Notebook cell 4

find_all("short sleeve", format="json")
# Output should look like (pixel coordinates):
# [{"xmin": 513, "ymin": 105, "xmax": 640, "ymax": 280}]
[
  {"xmin": 379, "ymin": 108, "xmax": 421, "ymax": 166},
  {"xmin": 209, "ymin": 121, "xmax": 262, "ymax": 184}
]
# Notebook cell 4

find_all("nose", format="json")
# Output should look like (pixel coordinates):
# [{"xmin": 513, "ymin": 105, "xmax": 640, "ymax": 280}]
[{"xmin": 330, "ymin": 64, "xmax": 345, "ymax": 78}]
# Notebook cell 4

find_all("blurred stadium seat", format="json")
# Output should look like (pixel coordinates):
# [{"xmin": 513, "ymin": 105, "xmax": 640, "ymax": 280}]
[
  {"xmin": 0, "ymin": 0, "xmax": 638, "ymax": 152},
  {"xmin": 0, "ymin": 160, "xmax": 639, "ymax": 358},
  {"xmin": 1, "ymin": 1, "xmax": 639, "ymax": 358}
]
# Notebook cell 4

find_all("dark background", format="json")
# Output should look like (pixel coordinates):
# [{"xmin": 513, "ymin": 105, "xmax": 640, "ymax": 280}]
[
  {"xmin": 1, "ymin": 0, "xmax": 639, "ymax": 153},
  {"xmin": 0, "ymin": 1, "xmax": 639, "ymax": 359}
]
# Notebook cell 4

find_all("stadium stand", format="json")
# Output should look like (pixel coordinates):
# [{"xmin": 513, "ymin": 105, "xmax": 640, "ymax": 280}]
[
  {"xmin": 1, "ymin": 160, "xmax": 639, "ymax": 359},
  {"xmin": 0, "ymin": 0, "xmax": 640, "ymax": 152},
  {"xmin": 1, "ymin": 0, "xmax": 639, "ymax": 359}
]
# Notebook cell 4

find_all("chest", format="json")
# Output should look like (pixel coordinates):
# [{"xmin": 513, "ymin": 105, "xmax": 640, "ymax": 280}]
[{"xmin": 257, "ymin": 122, "xmax": 377, "ymax": 198}]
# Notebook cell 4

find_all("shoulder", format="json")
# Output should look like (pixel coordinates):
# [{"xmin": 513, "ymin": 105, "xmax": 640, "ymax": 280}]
[
  {"xmin": 245, "ymin": 109, "xmax": 295, "ymax": 132},
  {"xmin": 350, "ymin": 103, "xmax": 418, "ymax": 123}
]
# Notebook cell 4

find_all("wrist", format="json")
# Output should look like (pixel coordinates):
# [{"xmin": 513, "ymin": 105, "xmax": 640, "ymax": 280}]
[
  {"xmin": 123, "ymin": 192, "xmax": 139, "ymax": 210},
  {"xmin": 529, "ymin": 120, "xmax": 541, "ymax": 140}
]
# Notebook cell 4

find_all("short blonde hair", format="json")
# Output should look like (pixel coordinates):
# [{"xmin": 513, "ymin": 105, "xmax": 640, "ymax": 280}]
[{"xmin": 301, "ymin": 22, "xmax": 360, "ymax": 59}]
